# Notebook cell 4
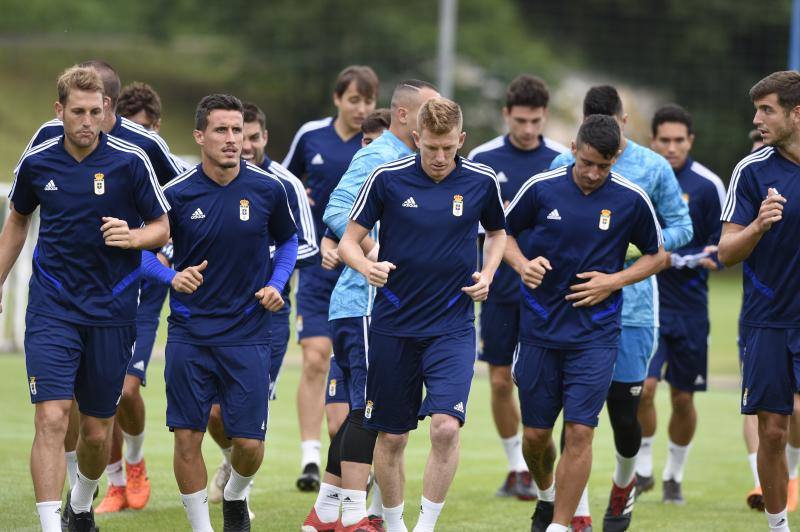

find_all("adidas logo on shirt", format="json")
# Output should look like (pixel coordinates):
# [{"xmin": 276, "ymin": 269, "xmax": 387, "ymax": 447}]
[
  {"xmin": 496, "ymin": 171, "xmax": 508, "ymax": 183},
  {"xmin": 311, "ymin": 153, "xmax": 324, "ymax": 165},
  {"xmin": 453, "ymin": 402, "xmax": 464, "ymax": 413},
  {"xmin": 132, "ymin": 360, "xmax": 145, "ymax": 371},
  {"xmin": 44, "ymin": 180, "xmax": 58, "ymax": 191},
  {"xmin": 402, "ymin": 197, "xmax": 418, "ymax": 208},
  {"xmin": 191, "ymin": 208, "xmax": 206, "ymax": 220},
  {"xmin": 547, "ymin": 209, "xmax": 561, "ymax": 220}
]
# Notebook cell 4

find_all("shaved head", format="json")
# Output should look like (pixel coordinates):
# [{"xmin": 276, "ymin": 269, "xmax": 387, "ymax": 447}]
[{"xmin": 391, "ymin": 79, "xmax": 438, "ymax": 110}]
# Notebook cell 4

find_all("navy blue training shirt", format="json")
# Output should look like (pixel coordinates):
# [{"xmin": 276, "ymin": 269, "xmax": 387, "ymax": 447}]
[
  {"xmin": 11, "ymin": 133, "xmax": 170, "ymax": 325},
  {"xmin": 722, "ymin": 147, "xmax": 800, "ymax": 328},
  {"xmin": 657, "ymin": 157, "xmax": 726, "ymax": 315},
  {"xmin": 468, "ymin": 134, "xmax": 566, "ymax": 303},
  {"xmin": 505, "ymin": 165, "xmax": 663, "ymax": 349},
  {"xmin": 350, "ymin": 154, "xmax": 506, "ymax": 337},
  {"xmin": 163, "ymin": 161, "xmax": 297, "ymax": 345}
]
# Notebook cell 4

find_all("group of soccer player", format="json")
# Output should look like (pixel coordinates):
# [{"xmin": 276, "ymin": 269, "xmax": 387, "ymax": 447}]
[{"xmin": 6, "ymin": 56, "xmax": 800, "ymax": 532}]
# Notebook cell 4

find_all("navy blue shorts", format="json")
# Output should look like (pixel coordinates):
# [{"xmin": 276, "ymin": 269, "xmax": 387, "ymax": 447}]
[
  {"xmin": 364, "ymin": 328, "xmax": 476, "ymax": 434},
  {"xmin": 513, "ymin": 342, "xmax": 617, "ymax": 428},
  {"xmin": 128, "ymin": 317, "xmax": 158, "ymax": 385},
  {"xmin": 295, "ymin": 265, "xmax": 336, "ymax": 341},
  {"xmin": 647, "ymin": 313, "xmax": 709, "ymax": 392},
  {"xmin": 269, "ymin": 307, "xmax": 291, "ymax": 400},
  {"xmin": 165, "ymin": 341, "xmax": 270, "ymax": 440},
  {"xmin": 24, "ymin": 312, "xmax": 135, "ymax": 418},
  {"xmin": 740, "ymin": 327, "xmax": 800, "ymax": 415},
  {"xmin": 328, "ymin": 317, "xmax": 370, "ymax": 410},
  {"xmin": 326, "ymin": 354, "xmax": 350, "ymax": 405},
  {"xmin": 478, "ymin": 301, "xmax": 519, "ymax": 366}
]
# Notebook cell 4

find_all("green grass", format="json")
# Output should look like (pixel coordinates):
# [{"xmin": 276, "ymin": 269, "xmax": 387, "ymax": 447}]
[{"xmin": 0, "ymin": 270, "xmax": 782, "ymax": 531}]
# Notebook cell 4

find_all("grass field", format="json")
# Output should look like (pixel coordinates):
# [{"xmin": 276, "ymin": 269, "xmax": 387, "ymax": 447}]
[{"xmin": 0, "ymin": 273, "xmax": 782, "ymax": 531}]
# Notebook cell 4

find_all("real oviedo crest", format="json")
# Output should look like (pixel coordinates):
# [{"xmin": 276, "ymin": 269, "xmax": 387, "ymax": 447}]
[{"xmin": 239, "ymin": 199, "xmax": 250, "ymax": 221}]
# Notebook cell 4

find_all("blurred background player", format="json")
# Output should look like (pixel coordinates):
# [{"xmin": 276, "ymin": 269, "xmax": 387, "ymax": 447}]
[
  {"xmin": 550, "ymin": 86, "xmax": 692, "ymax": 532},
  {"xmin": 634, "ymin": 104, "xmax": 726, "ymax": 504},
  {"xmin": 282, "ymin": 65, "xmax": 379, "ymax": 490},
  {"xmin": 718, "ymin": 70, "xmax": 800, "ymax": 532},
  {"xmin": 204, "ymin": 102, "xmax": 319, "ymax": 518},
  {"xmin": 467, "ymin": 74, "xmax": 566, "ymax": 501}
]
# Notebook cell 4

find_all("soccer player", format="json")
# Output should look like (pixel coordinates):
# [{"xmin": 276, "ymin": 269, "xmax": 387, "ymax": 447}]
[
  {"xmin": 283, "ymin": 65, "xmax": 379, "ymax": 490},
  {"xmin": 507, "ymin": 114, "xmax": 665, "ymax": 532},
  {"xmin": 550, "ymin": 86, "xmax": 692, "ymax": 532},
  {"xmin": 339, "ymin": 97, "xmax": 506, "ymax": 531},
  {"xmin": 204, "ymin": 102, "xmax": 318, "ymax": 514},
  {"xmin": 467, "ymin": 74, "xmax": 566, "ymax": 500},
  {"xmin": 95, "ymin": 80, "xmax": 177, "ymax": 514},
  {"xmin": 303, "ymin": 81, "xmax": 439, "ymax": 532},
  {"xmin": 6, "ymin": 65, "xmax": 170, "ymax": 532},
  {"xmin": 718, "ymin": 70, "xmax": 800, "ymax": 532},
  {"xmin": 634, "ymin": 104, "xmax": 726, "ymax": 504},
  {"xmin": 162, "ymin": 94, "xmax": 297, "ymax": 532}
]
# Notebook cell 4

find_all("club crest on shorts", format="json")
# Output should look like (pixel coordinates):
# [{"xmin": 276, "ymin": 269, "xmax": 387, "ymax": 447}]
[
  {"xmin": 452, "ymin": 194, "xmax": 463, "ymax": 217},
  {"xmin": 329, "ymin": 379, "xmax": 337, "ymax": 397},
  {"xmin": 365, "ymin": 400, "xmax": 374, "ymax": 419},
  {"xmin": 94, "ymin": 173, "xmax": 105, "ymax": 195},
  {"xmin": 598, "ymin": 209, "xmax": 611, "ymax": 231},
  {"xmin": 29, "ymin": 376, "xmax": 36, "ymax": 395},
  {"xmin": 743, "ymin": 387, "xmax": 749, "ymax": 406},
  {"xmin": 239, "ymin": 199, "xmax": 250, "ymax": 221},
  {"xmin": 296, "ymin": 315, "xmax": 304, "ymax": 333}
]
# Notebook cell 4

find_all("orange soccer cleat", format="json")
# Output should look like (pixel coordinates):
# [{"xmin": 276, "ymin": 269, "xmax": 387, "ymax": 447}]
[
  {"xmin": 301, "ymin": 507, "xmax": 339, "ymax": 532},
  {"xmin": 125, "ymin": 459, "xmax": 151, "ymax": 510},
  {"xmin": 746, "ymin": 485, "xmax": 765, "ymax": 511},
  {"xmin": 95, "ymin": 485, "xmax": 128, "ymax": 514}
]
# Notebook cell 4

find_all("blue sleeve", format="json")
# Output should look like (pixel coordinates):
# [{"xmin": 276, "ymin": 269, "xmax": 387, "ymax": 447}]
[
  {"xmin": 549, "ymin": 151, "xmax": 574, "ymax": 170},
  {"xmin": 324, "ymin": 156, "xmax": 372, "ymax": 238},
  {"xmin": 480, "ymin": 176, "xmax": 506, "ymax": 232},
  {"xmin": 323, "ymin": 227, "xmax": 339, "ymax": 242},
  {"xmin": 651, "ymin": 159, "xmax": 692, "ymax": 251},
  {"xmin": 267, "ymin": 234, "xmax": 298, "ymax": 293},
  {"xmin": 722, "ymin": 167, "xmax": 759, "ymax": 226},
  {"xmin": 630, "ymin": 195, "xmax": 663, "ymax": 256},
  {"xmin": 141, "ymin": 250, "xmax": 175, "ymax": 285},
  {"xmin": 10, "ymin": 160, "xmax": 39, "ymax": 215},
  {"xmin": 282, "ymin": 130, "xmax": 307, "ymax": 177},
  {"xmin": 351, "ymin": 172, "xmax": 384, "ymax": 230},
  {"xmin": 131, "ymin": 154, "xmax": 170, "ymax": 220},
  {"xmin": 505, "ymin": 182, "xmax": 537, "ymax": 237}
]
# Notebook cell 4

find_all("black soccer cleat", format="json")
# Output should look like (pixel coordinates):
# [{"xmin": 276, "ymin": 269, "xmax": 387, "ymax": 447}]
[
  {"xmin": 530, "ymin": 500, "xmax": 554, "ymax": 532},
  {"xmin": 603, "ymin": 477, "xmax": 636, "ymax": 532},
  {"xmin": 662, "ymin": 479, "xmax": 685, "ymax": 505},
  {"xmin": 61, "ymin": 492, "xmax": 70, "ymax": 532},
  {"xmin": 65, "ymin": 502, "xmax": 99, "ymax": 532},
  {"xmin": 296, "ymin": 462, "xmax": 321, "ymax": 492},
  {"xmin": 223, "ymin": 498, "xmax": 251, "ymax": 532},
  {"xmin": 635, "ymin": 474, "xmax": 654, "ymax": 499}
]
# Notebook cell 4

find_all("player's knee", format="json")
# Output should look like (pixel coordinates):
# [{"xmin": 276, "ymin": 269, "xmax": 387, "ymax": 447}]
[
  {"xmin": 173, "ymin": 430, "xmax": 204, "ymax": 460},
  {"xmin": 429, "ymin": 415, "xmax": 460, "ymax": 449},
  {"xmin": 759, "ymin": 417, "xmax": 789, "ymax": 449},
  {"xmin": 232, "ymin": 437, "xmax": 264, "ymax": 458},
  {"xmin": 341, "ymin": 412, "xmax": 378, "ymax": 465},
  {"xmin": 489, "ymin": 366, "xmax": 514, "ymax": 396},
  {"xmin": 564, "ymin": 422, "xmax": 594, "ymax": 450},
  {"xmin": 122, "ymin": 375, "xmax": 142, "ymax": 399},
  {"xmin": 80, "ymin": 422, "xmax": 112, "ymax": 449},
  {"xmin": 640, "ymin": 378, "xmax": 657, "ymax": 404},
  {"xmin": 301, "ymin": 350, "xmax": 330, "ymax": 377},
  {"xmin": 523, "ymin": 426, "xmax": 551, "ymax": 451},
  {"xmin": 670, "ymin": 390, "xmax": 694, "ymax": 415},
  {"xmin": 378, "ymin": 432, "xmax": 408, "ymax": 456},
  {"xmin": 34, "ymin": 403, "xmax": 70, "ymax": 440}
]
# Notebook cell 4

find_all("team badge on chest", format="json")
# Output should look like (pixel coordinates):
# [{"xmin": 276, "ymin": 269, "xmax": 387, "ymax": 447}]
[
  {"xmin": 452, "ymin": 194, "xmax": 463, "ymax": 217},
  {"xmin": 94, "ymin": 173, "xmax": 105, "ymax": 195},
  {"xmin": 239, "ymin": 199, "xmax": 250, "ymax": 221},
  {"xmin": 599, "ymin": 209, "xmax": 611, "ymax": 230}
]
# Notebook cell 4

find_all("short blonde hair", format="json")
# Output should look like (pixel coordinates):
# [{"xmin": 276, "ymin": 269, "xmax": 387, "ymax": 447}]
[
  {"xmin": 418, "ymin": 97, "xmax": 462, "ymax": 135},
  {"xmin": 57, "ymin": 66, "xmax": 104, "ymax": 105}
]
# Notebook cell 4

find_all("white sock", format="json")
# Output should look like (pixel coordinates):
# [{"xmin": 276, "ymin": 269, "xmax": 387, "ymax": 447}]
[
  {"xmin": 181, "ymin": 489, "xmax": 213, "ymax": 532},
  {"xmin": 314, "ymin": 482, "xmax": 341, "ymax": 523},
  {"xmin": 221, "ymin": 445, "xmax": 232, "ymax": 466},
  {"xmin": 538, "ymin": 481, "xmax": 555, "ymax": 502},
  {"xmin": 36, "ymin": 501, "xmax": 62, "ymax": 532},
  {"xmin": 614, "ymin": 452, "xmax": 637, "ymax": 487},
  {"xmin": 223, "ymin": 467, "xmax": 254, "ymax": 501},
  {"xmin": 766, "ymin": 507, "xmax": 790, "ymax": 531},
  {"xmin": 301, "ymin": 439, "xmax": 322, "ymax": 468},
  {"xmin": 663, "ymin": 440, "xmax": 691, "ymax": 483},
  {"xmin": 368, "ymin": 481, "xmax": 383, "ymax": 516},
  {"xmin": 749, "ymin": 452, "xmax": 761, "ymax": 487},
  {"xmin": 122, "ymin": 430, "xmax": 145, "ymax": 465},
  {"xmin": 70, "ymin": 469, "xmax": 100, "ymax": 513},
  {"xmin": 106, "ymin": 459, "xmax": 126, "ymax": 487},
  {"xmin": 788, "ymin": 445, "xmax": 800, "ymax": 480},
  {"xmin": 501, "ymin": 434, "xmax": 528, "ymax": 472},
  {"xmin": 383, "ymin": 502, "xmax": 408, "ymax": 532},
  {"xmin": 574, "ymin": 486, "xmax": 590, "ymax": 517},
  {"xmin": 341, "ymin": 488, "xmax": 368, "ymax": 526},
  {"xmin": 545, "ymin": 525, "xmax": 568, "ymax": 532},
  {"xmin": 413, "ymin": 496, "xmax": 444, "ymax": 532},
  {"xmin": 65, "ymin": 451, "xmax": 78, "ymax": 489},
  {"xmin": 637, "ymin": 436, "xmax": 655, "ymax": 477}
]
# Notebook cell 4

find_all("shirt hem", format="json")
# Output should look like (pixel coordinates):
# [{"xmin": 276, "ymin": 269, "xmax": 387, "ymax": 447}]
[
  {"xmin": 519, "ymin": 338, "xmax": 618, "ymax": 350},
  {"xmin": 166, "ymin": 336, "xmax": 271, "ymax": 347},
  {"xmin": 27, "ymin": 307, "xmax": 136, "ymax": 327},
  {"xmin": 740, "ymin": 320, "xmax": 800, "ymax": 329},
  {"xmin": 369, "ymin": 324, "xmax": 473, "ymax": 338}
]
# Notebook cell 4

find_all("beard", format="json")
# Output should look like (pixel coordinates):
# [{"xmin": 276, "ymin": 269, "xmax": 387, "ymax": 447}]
[{"xmin": 67, "ymin": 129, "xmax": 98, "ymax": 148}]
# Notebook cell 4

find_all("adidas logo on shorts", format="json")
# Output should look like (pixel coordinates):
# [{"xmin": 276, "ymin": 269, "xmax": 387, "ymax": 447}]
[
  {"xmin": 402, "ymin": 197, "xmax": 418, "ymax": 208},
  {"xmin": 44, "ymin": 179, "xmax": 58, "ymax": 191},
  {"xmin": 132, "ymin": 360, "xmax": 145, "ymax": 371},
  {"xmin": 191, "ymin": 208, "xmax": 206, "ymax": 220},
  {"xmin": 547, "ymin": 209, "xmax": 561, "ymax": 220},
  {"xmin": 453, "ymin": 402, "xmax": 464, "ymax": 413}
]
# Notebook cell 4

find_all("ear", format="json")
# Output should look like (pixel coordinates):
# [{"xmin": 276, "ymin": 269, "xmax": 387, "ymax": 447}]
[
  {"xmin": 263, "ymin": 128, "xmax": 269, "ymax": 146},
  {"xmin": 412, "ymin": 130, "xmax": 421, "ymax": 149},
  {"xmin": 501, "ymin": 106, "xmax": 509, "ymax": 121},
  {"xmin": 570, "ymin": 140, "xmax": 577, "ymax": 157},
  {"xmin": 55, "ymin": 101, "xmax": 63, "ymax": 121},
  {"xmin": 457, "ymin": 131, "xmax": 467, "ymax": 149},
  {"xmin": 152, "ymin": 118, "xmax": 162, "ymax": 134},
  {"xmin": 193, "ymin": 129, "xmax": 204, "ymax": 146},
  {"xmin": 333, "ymin": 92, "xmax": 341, "ymax": 109},
  {"xmin": 397, "ymin": 106, "xmax": 408, "ymax": 126},
  {"xmin": 791, "ymin": 105, "xmax": 800, "ymax": 125},
  {"xmin": 103, "ymin": 95, "xmax": 112, "ymax": 112}
]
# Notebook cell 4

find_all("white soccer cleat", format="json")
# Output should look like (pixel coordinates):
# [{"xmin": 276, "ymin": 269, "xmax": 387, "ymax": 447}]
[{"xmin": 209, "ymin": 460, "xmax": 231, "ymax": 504}]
